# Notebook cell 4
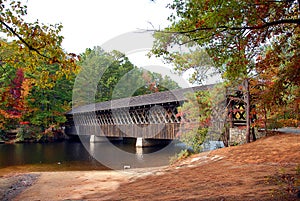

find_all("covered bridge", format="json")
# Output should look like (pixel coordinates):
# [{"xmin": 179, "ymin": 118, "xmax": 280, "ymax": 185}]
[{"xmin": 64, "ymin": 84, "xmax": 216, "ymax": 145}]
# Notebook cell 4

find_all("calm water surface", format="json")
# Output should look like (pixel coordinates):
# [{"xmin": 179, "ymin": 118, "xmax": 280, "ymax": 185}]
[{"xmin": 0, "ymin": 139, "xmax": 186, "ymax": 173}]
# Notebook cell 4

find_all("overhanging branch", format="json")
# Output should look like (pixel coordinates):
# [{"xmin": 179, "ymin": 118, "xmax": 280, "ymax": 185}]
[
  {"xmin": 157, "ymin": 18, "xmax": 300, "ymax": 34},
  {"xmin": 0, "ymin": 20, "xmax": 50, "ymax": 59}
]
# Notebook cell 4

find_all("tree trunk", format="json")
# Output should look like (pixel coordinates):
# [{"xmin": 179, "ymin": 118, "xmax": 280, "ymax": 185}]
[
  {"xmin": 251, "ymin": 127, "xmax": 256, "ymax": 142},
  {"xmin": 244, "ymin": 79, "xmax": 251, "ymax": 143},
  {"xmin": 263, "ymin": 105, "xmax": 268, "ymax": 136},
  {"xmin": 223, "ymin": 124, "xmax": 229, "ymax": 147}
]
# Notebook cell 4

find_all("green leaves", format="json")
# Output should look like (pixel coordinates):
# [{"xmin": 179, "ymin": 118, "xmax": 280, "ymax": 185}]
[
  {"xmin": 1, "ymin": 0, "xmax": 80, "ymax": 89},
  {"xmin": 75, "ymin": 46, "xmax": 180, "ymax": 105},
  {"xmin": 152, "ymin": 0, "xmax": 299, "ymax": 82},
  {"xmin": 0, "ymin": 0, "xmax": 81, "ymax": 135},
  {"xmin": 151, "ymin": 0, "xmax": 300, "ymax": 131},
  {"xmin": 177, "ymin": 89, "xmax": 213, "ymax": 152}
]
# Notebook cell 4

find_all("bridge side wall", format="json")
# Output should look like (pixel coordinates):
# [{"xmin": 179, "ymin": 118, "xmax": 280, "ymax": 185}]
[{"xmin": 65, "ymin": 123, "xmax": 180, "ymax": 140}]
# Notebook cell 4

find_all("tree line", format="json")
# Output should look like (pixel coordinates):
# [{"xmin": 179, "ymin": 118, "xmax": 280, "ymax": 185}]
[
  {"xmin": 1, "ymin": 0, "xmax": 299, "ymax": 145},
  {"xmin": 0, "ymin": 0, "xmax": 179, "ymax": 141}
]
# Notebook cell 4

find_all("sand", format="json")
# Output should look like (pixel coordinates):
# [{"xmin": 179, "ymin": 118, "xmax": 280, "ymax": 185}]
[{"xmin": 1, "ymin": 132, "xmax": 299, "ymax": 201}]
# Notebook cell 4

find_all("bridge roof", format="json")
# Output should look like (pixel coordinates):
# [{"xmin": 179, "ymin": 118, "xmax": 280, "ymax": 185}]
[{"xmin": 67, "ymin": 84, "xmax": 215, "ymax": 114}]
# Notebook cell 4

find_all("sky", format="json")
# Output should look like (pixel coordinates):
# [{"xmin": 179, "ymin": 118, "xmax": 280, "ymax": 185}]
[
  {"xmin": 25, "ymin": 0, "xmax": 173, "ymax": 54},
  {"xmin": 24, "ymin": 0, "xmax": 198, "ymax": 86},
  {"xmin": 23, "ymin": 0, "xmax": 220, "ymax": 86}
]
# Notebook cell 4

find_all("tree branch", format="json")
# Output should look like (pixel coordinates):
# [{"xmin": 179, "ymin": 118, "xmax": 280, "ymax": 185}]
[
  {"xmin": 157, "ymin": 18, "xmax": 300, "ymax": 34},
  {"xmin": 0, "ymin": 20, "xmax": 50, "ymax": 59}
]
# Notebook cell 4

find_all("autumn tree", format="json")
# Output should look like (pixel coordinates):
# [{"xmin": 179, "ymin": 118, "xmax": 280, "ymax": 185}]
[
  {"xmin": 0, "ymin": 39, "xmax": 77, "ymax": 140},
  {"xmin": 24, "ymin": 64, "xmax": 76, "ymax": 129},
  {"xmin": 0, "ymin": 63, "xmax": 23, "ymax": 130},
  {"xmin": 1, "ymin": 0, "xmax": 80, "ymax": 139},
  {"xmin": 150, "ymin": 0, "xmax": 300, "ymax": 142},
  {"xmin": 0, "ymin": 0, "xmax": 80, "ymax": 86},
  {"xmin": 252, "ymin": 29, "xmax": 300, "ymax": 130},
  {"xmin": 177, "ymin": 90, "xmax": 211, "ymax": 152}
]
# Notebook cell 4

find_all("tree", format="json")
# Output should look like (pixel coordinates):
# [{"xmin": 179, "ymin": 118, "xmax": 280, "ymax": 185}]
[
  {"xmin": 24, "ymin": 64, "xmax": 76, "ymax": 129},
  {"xmin": 1, "ymin": 0, "xmax": 80, "ymax": 88},
  {"xmin": 251, "ymin": 30, "xmax": 300, "ymax": 130},
  {"xmin": 151, "ymin": 0, "xmax": 299, "ymax": 80},
  {"xmin": 150, "ymin": 0, "xmax": 300, "ymax": 142},
  {"xmin": 177, "ymin": 83, "xmax": 228, "ymax": 150},
  {"xmin": 1, "ymin": 0, "xmax": 81, "ymax": 140},
  {"xmin": 0, "ymin": 63, "xmax": 23, "ymax": 130},
  {"xmin": 177, "ymin": 90, "xmax": 211, "ymax": 152},
  {"xmin": 74, "ymin": 46, "xmax": 180, "ymax": 106},
  {"xmin": 0, "ymin": 39, "xmax": 77, "ymax": 140},
  {"xmin": 74, "ymin": 47, "xmax": 136, "ymax": 104}
]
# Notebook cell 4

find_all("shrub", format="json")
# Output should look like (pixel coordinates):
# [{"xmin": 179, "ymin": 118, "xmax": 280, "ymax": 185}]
[
  {"xmin": 180, "ymin": 127, "xmax": 208, "ymax": 153},
  {"xmin": 16, "ymin": 125, "xmax": 43, "ymax": 142}
]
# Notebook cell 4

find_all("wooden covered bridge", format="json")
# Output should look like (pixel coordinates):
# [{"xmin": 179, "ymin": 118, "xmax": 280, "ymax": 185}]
[{"xmin": 64, "ymin": 84, "xmax": 246, "ymax": 146}]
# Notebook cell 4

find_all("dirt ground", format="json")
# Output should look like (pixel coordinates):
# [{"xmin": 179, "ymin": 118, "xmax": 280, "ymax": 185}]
[{"xmin": 1, "ymin": 132, "xmax": 300, "ymax": 201}]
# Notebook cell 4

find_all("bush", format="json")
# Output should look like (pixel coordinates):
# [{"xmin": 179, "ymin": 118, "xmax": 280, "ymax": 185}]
[
  {"xmin": 16, "ymin": 125, "xmax": 42, "ymax": 142},
  {"xmin": 180, "ymin": 127, "xmax": 208, "ymax": 153},
  {"xmin": 0, "ymin": 130, "xmax": 7, "ymax": 141}
]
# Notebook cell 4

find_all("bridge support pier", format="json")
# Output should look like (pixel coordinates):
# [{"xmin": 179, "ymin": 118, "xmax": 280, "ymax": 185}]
[{"xmin": 90, "ymin": 135, "xmax": 107, "ymax": 143}]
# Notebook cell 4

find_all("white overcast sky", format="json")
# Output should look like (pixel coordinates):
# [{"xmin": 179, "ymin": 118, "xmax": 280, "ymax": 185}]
[
  {"xmin": 25, "ymin": 0, "xmax": 172, "ymax": 54},
  {"xmin": 24, "ymin": 0, "xmax": 220, "ymax": 86}
]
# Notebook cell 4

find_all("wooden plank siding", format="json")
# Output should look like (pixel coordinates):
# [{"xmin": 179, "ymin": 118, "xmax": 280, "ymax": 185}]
[
  {"xmin": 64, "ymin": 84, "xmax": 223, "ymax": 140},
  {"xmin": 65, "ymin": 123, "xmax": 180, "ymax": 139}
]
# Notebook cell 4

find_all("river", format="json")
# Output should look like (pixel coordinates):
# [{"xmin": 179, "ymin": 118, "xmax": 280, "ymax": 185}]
[{"xmin": 0, "ymin": 139, "xmax": 186, "ymax": 173}]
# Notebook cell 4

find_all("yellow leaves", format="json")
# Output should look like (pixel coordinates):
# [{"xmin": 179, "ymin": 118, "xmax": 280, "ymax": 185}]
[
  {"xmin": 0, "ymin": 1, "xmax": 82, "ymax": 131},
  {"xmin": 2, "ymin": 1, "xmax": 79, "ymax": 87},
  {"xmin": 0, "ymin": 109, "xmax": 21, "ymax": 119},
  {"xmin": 20, "ymin": 78, "xmax": 31, "ymax": 98},
  {"xmin": 278, "ymin": 119, "xmax": 299, "ymax": 127},
  {"xmin": 34, "ymin": 74, "xmax": 55, "ymax": 89},
  {"xmin": 1, "ymin": 38, "xmax": 79, "ymax": 89}
]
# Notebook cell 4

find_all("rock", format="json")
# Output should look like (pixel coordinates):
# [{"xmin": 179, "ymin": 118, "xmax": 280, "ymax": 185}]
[{"xmin": 0, "ymin": 174, "xmax": 39, "ymax": 201}]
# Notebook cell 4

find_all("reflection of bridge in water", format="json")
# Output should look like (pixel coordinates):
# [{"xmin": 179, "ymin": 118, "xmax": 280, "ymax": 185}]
[{"xmin": 64, "ymin": 84, "xmax": 215, "ymax": 147}]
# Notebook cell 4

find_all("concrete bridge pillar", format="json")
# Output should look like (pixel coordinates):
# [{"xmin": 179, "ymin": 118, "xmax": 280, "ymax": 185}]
[
  {"xmin": 136, "ymin": 147, "xmax": 144, "ymax": 160},
  {"xmin": 90, "ymin": 135, "xmax": 107, "ymax": 143},
  {"xmin": 136, "ymin": 138, "xmax": 150, "ymax": 147}
]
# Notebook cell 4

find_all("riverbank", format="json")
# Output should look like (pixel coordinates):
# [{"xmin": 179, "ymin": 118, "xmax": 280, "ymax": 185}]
[
  {"xmin": 0, "ymin": 168, "xmax": 165, "ymax": 201},
  {"xmin": 1, "ymin": 132, "xmax": 300, "ymax": 200}
]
